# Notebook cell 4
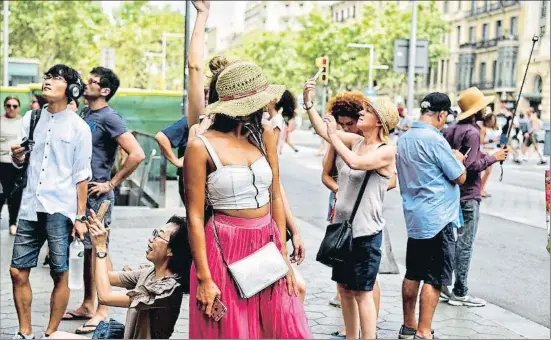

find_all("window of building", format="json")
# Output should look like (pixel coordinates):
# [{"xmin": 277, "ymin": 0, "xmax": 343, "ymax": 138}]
[
  {"xmin": 426, "ymin": 66, "xmax": 432, "ymax": 88},
  {"xmin": 335, "ymin": 12, "xmax": 339, "ymax": 22},
  {"xmin": 444, "ymin": 1, "xmax": 449, "ymax": 13},
  {"xmin": 479, "ymin": 62, "xmax": 487, "ymax": 85},
  {"xmin": 542, "ymin": 0, "xmax": 548, "ymax": 18},
  {"xmin": 458, "ymin": 1, "xmax": 462, "ymax": 10},
  {"xmin": 341, "ymin": 10, "xmax": 344, "ymax": 21},
  {"xmin": 299, "ymin": 2, "xmax": 304, "ymax": 7},
  {"xmin": 510, "ymin": 16, "xmax": 518, "ymax": 36},
  {"xmin": 469, "ymin": 26, "xmax": 475, "ymax": 43},
  {"xmin": 495, "ymin": 20, "xmax": 502, "ymax": 38},
  {"xmin": 457, "ymin": 25, "xmax": 461, "ymax": 44},
  {"xmin": 353, "ymin": 5, "xmax": 356, "ymax": 18},
  {"xmin": 492, "ymin": 60, "xmax": 497, "ymax": 86},
  {"xmin": 484, "ymin": 0, "xmax": 489, "ymax": 11},
  {"xmin": 440, "ymin": 60, "xmax": 445, "ymax": 85},
  {"xmin": 482, "ymin": 23, "xmax": 489, "ymax": 41}
]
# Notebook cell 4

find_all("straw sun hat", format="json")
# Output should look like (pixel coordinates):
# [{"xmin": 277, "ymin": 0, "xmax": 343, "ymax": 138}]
[
  {"xmin": 206, "ymin": 61, "xmax": 286, "ymax": 117},
  {"xmin": 456, "ymin": 87, "xmax": 494, "ymax": 121},
  {"xmin": 363, "ymin": 97, "xmax": 400, "ymax": 136}
]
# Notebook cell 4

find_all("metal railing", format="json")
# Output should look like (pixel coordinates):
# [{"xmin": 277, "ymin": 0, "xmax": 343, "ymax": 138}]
[
  {"xmin": 467, "ymin": 0, "xmax": 519, "ymax": 18},
  {"xmin": 471, "ymin": 81, "xmax": 496, "ymax": 90},
  {"xmin": 122, "ymin": 131, "xmax": 167, "ymax": 208},
  {"xmin": 460, "ymin": 35, "xmax": 518, "ymax": 50}
]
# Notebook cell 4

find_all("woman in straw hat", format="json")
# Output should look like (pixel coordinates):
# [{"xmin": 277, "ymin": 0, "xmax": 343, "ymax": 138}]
[
  {"xmin": 184, "ymin": 60, "xmax": 312, "ymax": 338},
  {"xmin": 303, "ymin": 79, "xmax": 399, "ymax": 339}
]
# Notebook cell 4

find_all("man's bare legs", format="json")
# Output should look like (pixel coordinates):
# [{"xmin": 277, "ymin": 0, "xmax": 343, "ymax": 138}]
[
  {"xmin": 10, "ymin": 267, "xmax": 70, "ymax": 337},
  {"xmin": 402, "ymin": 278, "xmax": 438, "ymax": 339}
]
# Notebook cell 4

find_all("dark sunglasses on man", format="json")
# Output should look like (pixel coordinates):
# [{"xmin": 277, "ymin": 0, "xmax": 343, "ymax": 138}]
[{"xmin": 5, "ymin": 104, "xmax": 19, "ymax": 109}]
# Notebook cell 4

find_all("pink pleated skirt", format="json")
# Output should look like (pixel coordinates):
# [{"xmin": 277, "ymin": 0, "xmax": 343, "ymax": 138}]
[{"xmin": 189, "ymin": 213, "xmax": 312, "ymax": 339}]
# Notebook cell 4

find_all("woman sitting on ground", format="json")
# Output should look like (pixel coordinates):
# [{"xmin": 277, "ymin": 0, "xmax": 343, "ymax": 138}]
[{"xmin": 49, "ymin": 213, "xmax": 188, "ymax": 339}]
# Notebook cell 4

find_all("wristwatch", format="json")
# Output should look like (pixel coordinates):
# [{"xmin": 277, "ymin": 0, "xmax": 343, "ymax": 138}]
[
  {"xmin": 96, "ymin": 251, "xmax": 108, "ymax": 259},
  {"xmin": 76, "ymin": 215, "xmax": 87, "ymax": 223}
]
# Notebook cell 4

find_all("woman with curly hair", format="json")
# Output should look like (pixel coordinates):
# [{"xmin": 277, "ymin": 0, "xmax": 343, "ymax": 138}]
[{"xmin": 305, "ymin": 76, "xmax": 399, "ymax": 338}]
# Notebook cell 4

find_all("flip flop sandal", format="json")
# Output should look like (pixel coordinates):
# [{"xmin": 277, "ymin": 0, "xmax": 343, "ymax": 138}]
[
  {"xmin": 75, "ymin": 323, "xmax": 98, "ymax": 334},
  {"xmin": 62, "ymin": 310, "xmax": 93, "ymax": 321}
]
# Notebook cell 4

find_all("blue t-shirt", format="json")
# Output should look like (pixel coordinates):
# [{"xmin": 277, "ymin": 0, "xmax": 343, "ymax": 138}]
[
  {"xmin": 82, "ymin": 106, "xmax": 127, "ymax": 182},
  {"xmin": 396, "ymin": 121, "xmax": 465, "ymax": 239},
  {"xmin": 161, "ymin": 116, "xmax": 189, "ymax": 158}
]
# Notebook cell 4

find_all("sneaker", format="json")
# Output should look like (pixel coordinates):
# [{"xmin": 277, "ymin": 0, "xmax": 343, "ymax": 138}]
[
  {"xmin": 13, "ymin": 332, "xmax": 35, "ymax": 339},
  {"xmin": 40, "ymin": 333, "xmax": 49, "ymax": 339},
  {"xmin": 447, "ymin": 293, "xmax": 486, "ymax": 307},
  {"xmin": 398, "ymin": 325, "xmax": 435, "ymax": 339},
  {"xmin": 328, "ymin": 297, "xmax": 341, "ymax": 308},
  {"xmin": 439, "ymin": 286, "xmax": 451, "ymax": 301},
  {"xmin": 513, "ymin": 159, "xmax": 522, "ymax": 165},
  {"xmin": 538, "ymin": 160, "xmax": 547, "ymax": 165}
]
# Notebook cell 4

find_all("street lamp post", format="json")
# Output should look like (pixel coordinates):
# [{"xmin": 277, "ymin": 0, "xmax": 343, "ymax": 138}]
[{"xmin": 347, "ymin": 43, "xmax": 389, "ymax": 91}]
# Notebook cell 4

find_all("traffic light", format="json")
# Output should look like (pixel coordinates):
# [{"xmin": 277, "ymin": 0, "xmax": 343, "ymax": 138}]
[{"xmin": 315, "ymin": 56, "xmax": 329, "ymax": 84}]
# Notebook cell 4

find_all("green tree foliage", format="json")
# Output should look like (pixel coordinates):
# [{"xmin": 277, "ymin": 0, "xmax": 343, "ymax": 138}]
[
  {"xmin": 1, "ymin": 0, "xmax": 107, "ymax": 75},
  {"xmin": 0, "ymin": 1, "xmax": 185, "ymax": 89},
  {"xmin": 221, "ymin": 1, "xmax": 448, "ymax": 97}
]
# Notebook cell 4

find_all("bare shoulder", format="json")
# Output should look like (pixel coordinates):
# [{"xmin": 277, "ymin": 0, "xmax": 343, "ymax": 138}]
[
  {"xmin": 381, "ymin": 143, "xmax": 397, "ymax": 155},
  {"xmin": 262, "ymin": 120, "xmax": 274, "ymax": 133},
  {"xmin": 185, "ymin": 136, "xmax": 207, "ymax": 156}
]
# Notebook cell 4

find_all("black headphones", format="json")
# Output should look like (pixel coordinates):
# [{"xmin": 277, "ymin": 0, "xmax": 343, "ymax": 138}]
[{"xmin": 66, "ymin": 76, "xmax": 84, "ymax": 100}]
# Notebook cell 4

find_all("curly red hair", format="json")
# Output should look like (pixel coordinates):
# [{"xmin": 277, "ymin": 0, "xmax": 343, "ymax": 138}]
[{"xmin": 326, "ymin": 92, "xmax": 366, "ymax": 120}]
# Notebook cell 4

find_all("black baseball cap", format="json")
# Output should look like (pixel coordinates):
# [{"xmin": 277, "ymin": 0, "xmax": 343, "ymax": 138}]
[{"xmin": 420, "ymin": 92, "xmax": 453, "ymax": 115}]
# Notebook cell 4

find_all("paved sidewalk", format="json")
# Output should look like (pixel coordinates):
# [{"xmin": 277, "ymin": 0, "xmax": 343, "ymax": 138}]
[{"xmin": 1, "ymin": 207, "xmax": 549, "ymax": 339}]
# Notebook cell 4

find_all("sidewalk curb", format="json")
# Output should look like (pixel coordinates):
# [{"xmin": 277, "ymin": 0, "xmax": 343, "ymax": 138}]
[{"xmin": 295, "ymin": 217, "xmax": 550, "ymax": 339}]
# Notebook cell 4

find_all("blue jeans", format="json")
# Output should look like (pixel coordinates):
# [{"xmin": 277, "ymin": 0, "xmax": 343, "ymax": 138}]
[
  {"xmin": 11, "ymin": 213, "xmax": 73, "ymax": 273},
  {"xmin": 453, "ymin": 199, "xmax": 480, "ymax": 297},
  {"xmin": 83, "ymin": 190, "xmax": 115, "ymax": 250}
]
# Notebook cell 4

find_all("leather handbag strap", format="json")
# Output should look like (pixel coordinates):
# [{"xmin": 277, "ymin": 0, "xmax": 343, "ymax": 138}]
[
  {"xmin": 348, "ymin": 143, "xmax": 387, "ymax": 224},
  {"xmin": 348, "ymin": 171, "xmax": 371, "ymax": 224}
]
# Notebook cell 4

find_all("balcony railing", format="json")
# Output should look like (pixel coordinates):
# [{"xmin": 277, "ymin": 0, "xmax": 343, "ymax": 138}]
[
  {"xmin": 459, "ymin": 35, "xmax": 518, "ymax": 50},
  {"xmin": 472, "ymin": 81, "xmax": 496, "ymax": 90},
  {"xmin": 467, "ymin": 0, "xmax": 519, "ymax": 18}
]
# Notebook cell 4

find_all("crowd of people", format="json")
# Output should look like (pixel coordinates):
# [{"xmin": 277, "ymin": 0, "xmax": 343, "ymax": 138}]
[{"xmin": 1, "ymin": 0, "xmax": 548, "ymax": 339}]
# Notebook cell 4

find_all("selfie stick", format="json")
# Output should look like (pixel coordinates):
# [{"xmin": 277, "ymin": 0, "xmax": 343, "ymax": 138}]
[{"xmin": 499, "ymin": 34, "xmax": 539, "ymax": 182}]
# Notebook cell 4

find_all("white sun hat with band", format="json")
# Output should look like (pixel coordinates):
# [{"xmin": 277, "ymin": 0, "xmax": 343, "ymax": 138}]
[{"xmin": 206, "ymin": 61, "xmax": 286, "ymax": 117}]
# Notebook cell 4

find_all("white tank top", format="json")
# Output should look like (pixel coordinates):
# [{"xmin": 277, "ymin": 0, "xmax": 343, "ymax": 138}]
[{"xmin": 196, "ymin": 135, "xmax": 272, "ymax": 210}]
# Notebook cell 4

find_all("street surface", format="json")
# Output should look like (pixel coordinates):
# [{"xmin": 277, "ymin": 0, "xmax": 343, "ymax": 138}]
[{"xmin": 0, "ymin": 129, "xmax": 549, "ymax": 338}]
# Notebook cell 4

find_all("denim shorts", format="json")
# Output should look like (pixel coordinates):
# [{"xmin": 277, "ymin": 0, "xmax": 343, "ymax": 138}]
[
  {"xmin": 83, "ymin": 190, "xmax": 115, "ymax": 250},
  {"xmin": 11, "ymin": 213, "xmax": 73, "ymax": 273},
  {"xmin": 331, "ymin": 231, "xmax": 383, "ymax": 291}
]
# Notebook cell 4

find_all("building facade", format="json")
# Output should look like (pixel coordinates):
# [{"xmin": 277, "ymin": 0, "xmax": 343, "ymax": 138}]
[
  {"xmin": 329, "ymin": 1, "xmax": 409, "ymax": 24},
  {"xmin": 420, "ymin": 0, "xmax": 549, "ymax": 120},
  {"xmin": 244, "ymin": 1, "xmax": 315, "ymax": 33}
]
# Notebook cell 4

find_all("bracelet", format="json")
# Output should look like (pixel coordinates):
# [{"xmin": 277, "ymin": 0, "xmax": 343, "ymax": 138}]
[{"xmin": 303, "ymin": 102, "xmax": 314, "ymax": 111}]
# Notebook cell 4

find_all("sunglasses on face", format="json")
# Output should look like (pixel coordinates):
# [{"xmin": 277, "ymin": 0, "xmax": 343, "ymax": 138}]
[
  {"xmin": 5, "ymin": 104, "xmax": 19, "ymax": 109},
  {"xmin": 87, "ymin": 78, "xmax": 101, "ymax": 86},
  {"xmin": 152, "ymin": 229, "xmax": 170, "ymax": 243},
  {"xmin": 42, "ymin": 75, "xmax": 67, "ymax": 82}
]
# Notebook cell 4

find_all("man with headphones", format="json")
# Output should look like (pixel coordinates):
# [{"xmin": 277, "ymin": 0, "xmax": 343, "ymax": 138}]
[
  {"xmin": 61, "ymin": 67, "xmax": 145, "ymax": 335},
  {"xmin": 9, "ymin": 64, "xmax": 92, "ymax": 339}
]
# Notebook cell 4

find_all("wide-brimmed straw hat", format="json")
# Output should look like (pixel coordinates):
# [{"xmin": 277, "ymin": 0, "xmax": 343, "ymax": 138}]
[
  {"xmin": 363, "ymin": 97, "xmax": 399, "ymax": 135},
  {"xmin": 456, "ymin": 87, "xmax": 494, "ymax": 121},
  {"xmin": 206, "ymin": 61, "xmax": 286, "ymax": 117}
]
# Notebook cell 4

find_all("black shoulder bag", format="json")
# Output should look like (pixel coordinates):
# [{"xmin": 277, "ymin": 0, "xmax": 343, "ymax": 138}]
[
  {"xmin": 11, "ymin": 109, "xmax": 41, "ymax": 197},
  {"xmin": 316, "ymin": 171, "xmax": 372, "ymax": 267}
]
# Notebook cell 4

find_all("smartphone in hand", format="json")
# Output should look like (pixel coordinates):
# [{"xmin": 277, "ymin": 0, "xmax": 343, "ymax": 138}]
[
  {"xmin": 96, "ymin": 200, "xmax": 111, "ymax": 223},
  {"xmin": 212, "ymin": 297, "xmax": 227, "ymax": 321},
  {"xmin": 312, "ymin": 68, "xmax": 324, "ymax": 82},
  {"xmin": 459, "ymin": 145, "xmax": 472, "ymax": 157}
]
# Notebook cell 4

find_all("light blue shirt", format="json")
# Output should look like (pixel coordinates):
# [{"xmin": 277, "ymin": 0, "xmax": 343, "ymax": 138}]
[{"xmin": 396, "ymin": 121, "xmax": 465, "ymax": 239}]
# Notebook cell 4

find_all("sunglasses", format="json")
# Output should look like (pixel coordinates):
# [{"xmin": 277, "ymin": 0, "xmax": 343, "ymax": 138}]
[
  {"xmin": 5, "ymin": 104, "xmax": 19, "ymax": 109},
  {"xmin": 87, "ymin": 78, "xmax": 101, "ymax": 86},
  {"xmin": 152, "ymin": 229, "xmax": 170, "ymax": 243}
]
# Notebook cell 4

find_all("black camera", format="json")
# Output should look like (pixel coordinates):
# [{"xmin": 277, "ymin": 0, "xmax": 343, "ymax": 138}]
[{"xmin": 20, "ymin": 137, "xmax": 35, "ymax": 153}]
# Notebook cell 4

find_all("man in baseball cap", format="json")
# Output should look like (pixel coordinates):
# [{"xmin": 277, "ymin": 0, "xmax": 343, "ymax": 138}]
[{"xmin": 396, "ymin": 92, "xmax": 466, "ymax": 339}]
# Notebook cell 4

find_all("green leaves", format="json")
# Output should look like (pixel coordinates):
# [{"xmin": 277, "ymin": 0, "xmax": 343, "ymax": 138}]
[
  {"xmin": 1, "ymin": 1, "xmax": 184, "ymax": 89},
  {"xmin": 220, "ymin": 1, "xmax": 447, "ymax": 97}
]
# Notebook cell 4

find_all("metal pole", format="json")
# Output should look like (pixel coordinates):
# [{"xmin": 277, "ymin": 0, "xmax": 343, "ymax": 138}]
[
  {"xmin": 368, "ymin": 46, "xmax": 374, "ymax": 90},
  {"xmin": 3, "ymin": 0, "xmax": 9, "ymax": 86},
  {"xmin": 407, "ymin": 1, "xmax": 417, "ymax": 115},
  {"xmin": 162, "ymin": 33, "xmax": 167, "ymax": 90},
  {"xmin": 183, "ymin": 0, "xmax": 191, "ymax": 114}
]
